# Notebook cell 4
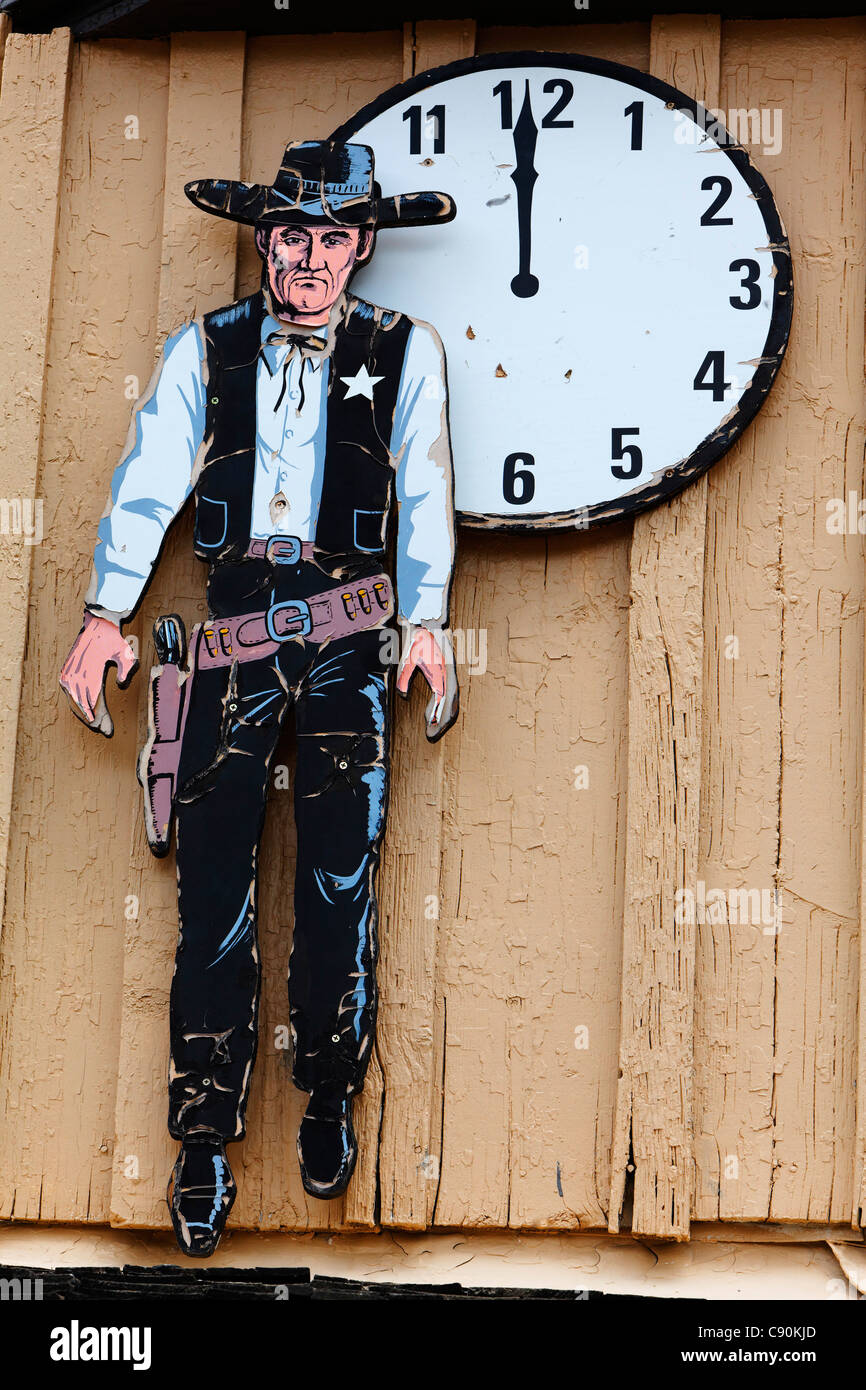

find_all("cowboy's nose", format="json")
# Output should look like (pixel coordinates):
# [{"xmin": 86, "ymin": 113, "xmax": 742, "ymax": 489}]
[{"xmin": 306, "ymin": 239, "xmax": 327, "ymax": 269}]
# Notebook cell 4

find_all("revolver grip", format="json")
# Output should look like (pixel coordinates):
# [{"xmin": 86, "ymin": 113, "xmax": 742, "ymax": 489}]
[{"xmin": 153, "ymin": 613, "xmax": 187, "ymax": 667}]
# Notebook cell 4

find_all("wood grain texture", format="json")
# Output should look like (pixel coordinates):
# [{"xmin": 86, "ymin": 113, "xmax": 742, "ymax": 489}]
[
  {"xmin": 0, "ymin": 15, "xmax": 10, "ymax": 89},
  {"xmin": 373, "ymin": 20, "xmax": 477, "ymax": 1232},
  {"xmin": 716, "ymin": 22, "xmax": 866, "ymax": 1226},
  {"xmin": 110, "ymin": 33, "xmax": 246, "ymax": 1231},
  {"xmin": 0, "ymin": 36, "xmax": 169, "ymax": 1222},
  {"xmin": 0, "ymin": 29, "xmax": 71, "ymax": 946},
  {"xmin": 409, "ymin": 18, "xmax": 476, "ymax": 75},
  {"xmin": 693, "ymin": 402, "xmax": 786, "ymax": 1221},
  {"xmin": 430, "ymin": 530, "xmax": 630, "ymax": 1229},
  {"xmin": 608, "ymin": 16, "xmax": 720, "ymax": 1240}
]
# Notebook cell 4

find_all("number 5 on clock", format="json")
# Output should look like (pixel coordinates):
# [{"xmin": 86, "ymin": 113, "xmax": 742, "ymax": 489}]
[{"xmin": 611, "ymin": 427, "xmax": 642, "ymax": 480}]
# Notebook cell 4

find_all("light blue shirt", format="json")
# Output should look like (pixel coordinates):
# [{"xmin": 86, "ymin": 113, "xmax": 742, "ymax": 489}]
[{"xmin": 86, "ymin": 298, "xmax": 455, "ymax": 626}]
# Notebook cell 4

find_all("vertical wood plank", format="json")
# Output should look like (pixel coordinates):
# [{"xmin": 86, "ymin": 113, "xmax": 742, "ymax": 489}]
[
  {"xmin": 0, "ymin": 16, "xmax": 11, "ymax": 90},
  {"xmin": 0, "ymin": 28, "xmax": 71, "ymax": 944},
  {"xmin": 857, "ymin": 27, "xmax": 866, "ymax": 1239},
  {"xmin": 692, "ymin": 27, "xmax": 795, "ymax": 1224},
  {"xmin": 110, "ymin": 32, "xmax": 246, "ymax": 1230},
  {"xmin": 412, "ymin": 18, "xmax": 476, "ymax": 72},
  {"xmin": 725, "ymin": 24, "xmax": 866, "ymax": 1226},
  {"xmin": 608, "ymin": 16, "xmax": 720, "ymax": 1240},
  {"xmin": 0, "ymin": 36, "xmax": 170, "ymax": 1222},
  {"xmin": 156, "ymin": 35, "xmax": 245, "ymax": 341},
  {"xmin": 693, "ymin": 407, "xmax": 785, "ymax": 1220},
  {"xmin": 372, "ymin": 19, "xmax": 477, "ymax": 1233},
  {"xmin": 429, "ymin": 530, "xmax": 632, "ymax": 1230}
]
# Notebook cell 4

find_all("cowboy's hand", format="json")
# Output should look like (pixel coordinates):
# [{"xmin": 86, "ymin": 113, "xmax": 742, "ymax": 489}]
[
  {"xmin": 396, "ymin": 623, "xmax": 459, "ymax": 742},
  {"xmin": 59, "ymin": 612, "xmax": 138, "ymax": 738}
]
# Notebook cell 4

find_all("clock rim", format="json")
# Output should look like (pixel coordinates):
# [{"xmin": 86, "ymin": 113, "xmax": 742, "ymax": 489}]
[{"xmin": 333, "ymin": 50, "xmax": 794, "ymax": 533}]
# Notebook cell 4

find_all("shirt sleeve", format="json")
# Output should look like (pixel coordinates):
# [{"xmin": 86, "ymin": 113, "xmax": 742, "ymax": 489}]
[
  {"xmin": 85, "ymin": 321, "xmax": 207, "ymax": 623},
  {"xmin": 390, "ymin": 320, "xmax": 456, "ymax": 627}
]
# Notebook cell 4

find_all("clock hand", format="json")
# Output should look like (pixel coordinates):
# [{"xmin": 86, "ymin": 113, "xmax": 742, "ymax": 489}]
[{"xmin": 510, "ymin": 81, "xmax": 540, "ymax": 299}]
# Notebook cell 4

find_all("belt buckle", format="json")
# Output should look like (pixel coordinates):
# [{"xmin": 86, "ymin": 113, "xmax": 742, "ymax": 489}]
[
  {"xmin": 266, "ymin": 598, "xmax": 313, "ymax": 641},
  {"xmin": 266, "ymin": 535, "xmax": 302, "ymax": 565}
]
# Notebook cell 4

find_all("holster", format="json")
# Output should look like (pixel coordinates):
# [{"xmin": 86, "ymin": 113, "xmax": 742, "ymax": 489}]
[{"xmin": 137, "ymin": 615, "xmax": 193, "ymax": 858}]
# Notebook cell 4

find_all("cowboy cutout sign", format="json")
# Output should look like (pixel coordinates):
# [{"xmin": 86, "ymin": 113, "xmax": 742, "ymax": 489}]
[{"xmin": 60, "ymin": 141, "xmax": 458, "ymax": 1257}]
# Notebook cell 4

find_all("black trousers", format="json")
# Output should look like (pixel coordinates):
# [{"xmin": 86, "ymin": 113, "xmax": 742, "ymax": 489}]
[{"xmin": 167, "ymin": 575, "xmax": 392, "ymax": 1142}]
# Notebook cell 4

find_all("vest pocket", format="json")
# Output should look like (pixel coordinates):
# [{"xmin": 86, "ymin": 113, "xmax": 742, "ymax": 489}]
[
  {"xmin": 353, "ymin": 508, "xmax": 386, "ymax": 553},
  {"xmin": 195, "ymin": 495, "xmax": 228, "ymax": 550}
]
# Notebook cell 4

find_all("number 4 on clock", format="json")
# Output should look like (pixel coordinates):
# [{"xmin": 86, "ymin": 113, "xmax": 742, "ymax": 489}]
[{"xmin": 693, "ymin": 351, "xmax": 731, "ymax": 402}]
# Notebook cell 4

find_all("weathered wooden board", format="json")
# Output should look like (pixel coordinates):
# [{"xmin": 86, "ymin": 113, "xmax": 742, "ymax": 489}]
[
  {"xmin": 0, "ymin": 36, "xmax": 170, "ymax": 1222},
  {"xmin": 0, "ymin": 27, "xmax": 71, "ymax": 945},
  {"xmin": 0, "ymin": 15, "xmax": 10, "ymax": 85},
  {"xmin": 608, "ymin": 16, "xmax": 719, "ymax": 1241},
  {"xmin": 372, "ymin": 19, "xmax": 479, "ymax": 1233},
  {"xmin": 726, "ymin": 23, "xmax": 866, "ymax": 1225},
  {"xmin": 693, "ymin": 402, "xmax": 786, "ymax": 1222}
]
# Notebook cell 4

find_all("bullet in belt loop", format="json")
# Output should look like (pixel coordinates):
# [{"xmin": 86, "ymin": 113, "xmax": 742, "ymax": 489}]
[
  {"xmin": 342, "ymin": 592, "xmax": 356, "ymax": 620},
  {"xmin": 373, "ymin": 581, "xmax": 388, "ymax": 609},
  {"xmin": 218, "ymin": 626, "xmax": 232, "ymax": 656},
  {"xmin": 203, "ymin": 627, "xmax": 218, "ymax": 658},
  {"xmin": 357, "ymin": 587, "xmax": 371, "ymax": 615}
]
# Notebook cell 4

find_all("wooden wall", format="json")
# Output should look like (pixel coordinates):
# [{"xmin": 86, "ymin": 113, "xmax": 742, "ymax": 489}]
[{"xmin": 0, "ymin": 14, "xmax": 864, "ymax": 1242}]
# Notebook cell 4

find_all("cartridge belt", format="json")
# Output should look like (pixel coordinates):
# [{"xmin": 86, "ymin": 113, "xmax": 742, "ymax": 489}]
[{"xmin": 195, "ymin": 572, "xmax": 393, "ymax": 669}]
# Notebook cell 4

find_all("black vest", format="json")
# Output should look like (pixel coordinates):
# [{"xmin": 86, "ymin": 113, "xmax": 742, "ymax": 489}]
[{"xmin": 193, "ymin": 292, "xmax": 413, "ymax": 565}]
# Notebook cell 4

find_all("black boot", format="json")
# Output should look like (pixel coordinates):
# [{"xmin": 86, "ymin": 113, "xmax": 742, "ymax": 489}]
[
  {"xmin": 297, "ymin": 1082, "xmax": 357, "ymax": 1199},
  {"xmin": 167, "ymin": 1135, "xmax": 237, "ymax": 1258}
]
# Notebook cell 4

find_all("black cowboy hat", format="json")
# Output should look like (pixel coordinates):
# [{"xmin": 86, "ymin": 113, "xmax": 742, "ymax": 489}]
[{"xmin": 185, "ymin": 139, "xmax": 455, "ymax": 230}]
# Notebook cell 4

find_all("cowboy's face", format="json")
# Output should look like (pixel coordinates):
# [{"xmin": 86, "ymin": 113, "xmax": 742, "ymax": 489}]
[{"xmin": 256, "ymin": 223, "xmax": 372, "ymax": 321}]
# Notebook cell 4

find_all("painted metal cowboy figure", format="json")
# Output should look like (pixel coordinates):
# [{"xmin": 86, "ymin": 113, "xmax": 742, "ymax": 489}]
[{"xmin": 60, "ymin": 141, "xmax": 459, "ymax": 1256}]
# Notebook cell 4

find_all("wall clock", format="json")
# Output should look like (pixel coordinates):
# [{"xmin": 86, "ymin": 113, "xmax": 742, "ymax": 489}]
[{"xmin": 334, "ymin": 53, "xmax": 793, "ymax": 530}]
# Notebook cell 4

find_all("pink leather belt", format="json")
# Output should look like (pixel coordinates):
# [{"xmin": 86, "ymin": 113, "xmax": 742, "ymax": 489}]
[
  {"xmin": 246, "ymin": 537, "xmax": 316, "ymax": 563},
  {"xmin": 194, "ymin": 572, "xmax": 393, "ymax": 669}
]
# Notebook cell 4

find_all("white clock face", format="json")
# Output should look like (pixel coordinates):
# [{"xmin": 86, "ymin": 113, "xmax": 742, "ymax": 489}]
[{"xmin": 335, "ymin": 53, "xmax": 792, "ymax": 529}]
